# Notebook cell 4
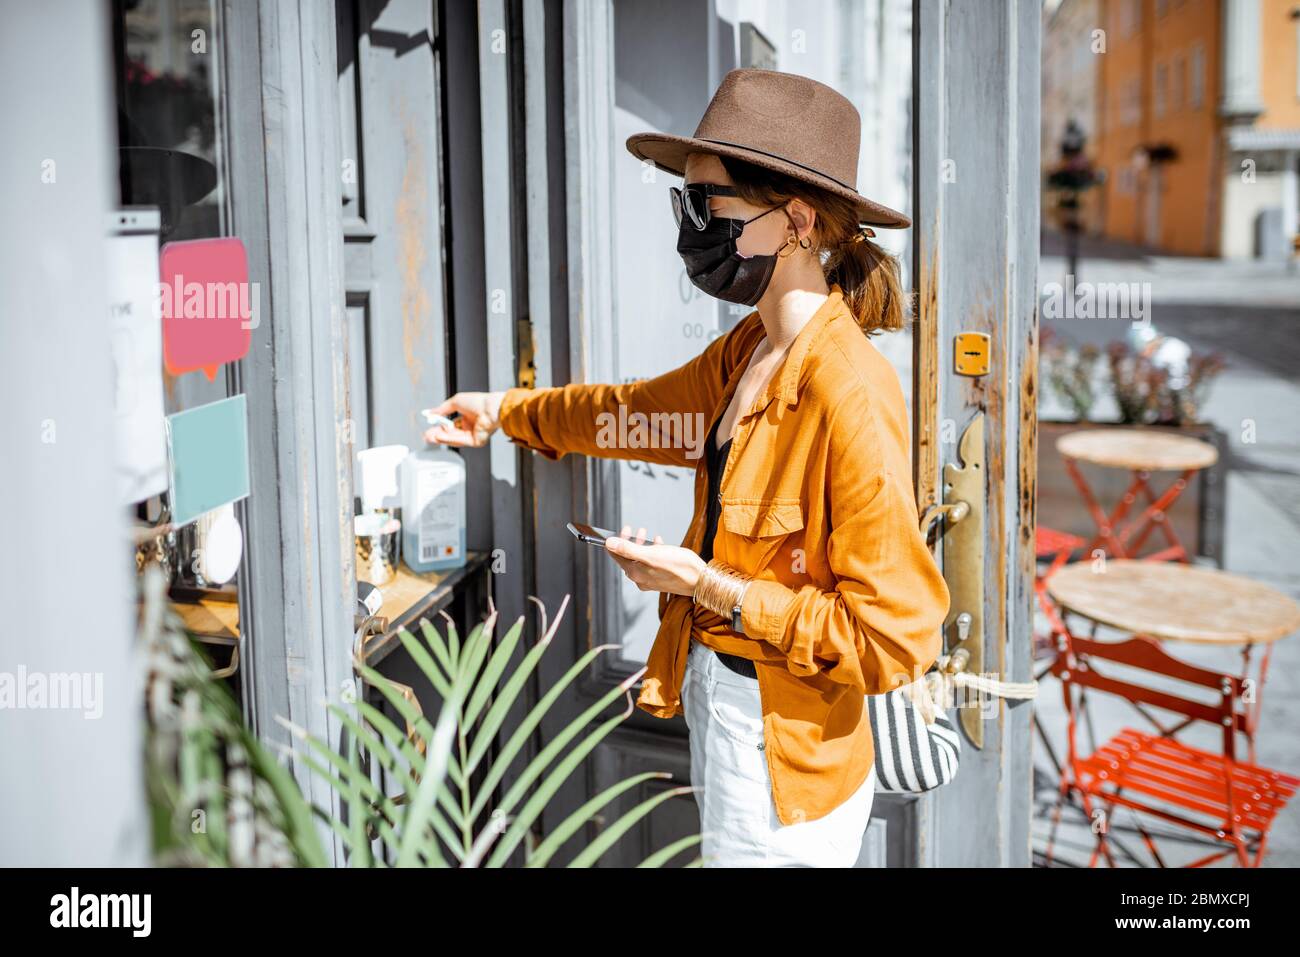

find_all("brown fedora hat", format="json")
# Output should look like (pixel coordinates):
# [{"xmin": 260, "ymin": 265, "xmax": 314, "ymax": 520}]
[{"xmin": 626, "ymin": 68, "xmax": 910, "ymax": 229}]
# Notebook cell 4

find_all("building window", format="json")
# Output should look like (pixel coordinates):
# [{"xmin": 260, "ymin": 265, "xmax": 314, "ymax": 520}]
[
  {"xmin": 1154, "ymin": 61, "xmax": 1167, "ymax": 118},
  {"xmin": 1121, "ymin": 0, "xmax": 1141, "ymax": 38},
  {"xmin": 1123, "ymin": 75, "xmax": 1141, "ymax": 126},
  {"xmin": 1172, "ymin": 53, "xmax": 1185, "ymax": 111},
  {"xmin": 1190, "ymin": 43, "xmax": 1205, "ymax": 110},
  {"xmin": 1117, "ymin": 164, "xmax": 1139, "ymax": 196}
]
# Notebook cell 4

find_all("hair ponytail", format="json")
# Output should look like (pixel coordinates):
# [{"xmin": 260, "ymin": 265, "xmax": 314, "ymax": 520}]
[
  {"xmin": 719, "ymin": 154, "xmax": 908, "ymax": 336},
  {"xmin": 825, "ymin": 233, "xmax": 905, "ymax": 336}
]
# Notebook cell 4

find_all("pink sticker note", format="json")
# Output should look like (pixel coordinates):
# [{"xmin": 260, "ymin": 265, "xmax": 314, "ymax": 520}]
[{"xmin": 160, "ymin": 237, "xmax": 255, "ymax": 381}]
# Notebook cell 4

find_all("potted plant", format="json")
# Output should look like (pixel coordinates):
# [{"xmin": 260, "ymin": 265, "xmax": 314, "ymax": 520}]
[
  {"xmin": 1041, "ymin": 329, "xmax": 1101, "ymax": 422},
  {"xmin": 1105, "ymin": 333, "xmax": 1226, "ymax": 427},
  {"xmin": 1037, "ymin": 327, "xmax": 1228, "ymax": 565},
  {"xmin": 139, "ymin": 565, "xmax": 702, "ymax": 867}
]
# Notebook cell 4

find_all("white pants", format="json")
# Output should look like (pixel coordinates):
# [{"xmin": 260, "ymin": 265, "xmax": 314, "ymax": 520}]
[{"xmin": 682, "ymin": 639, "xmax": 876, "ymax": 867}]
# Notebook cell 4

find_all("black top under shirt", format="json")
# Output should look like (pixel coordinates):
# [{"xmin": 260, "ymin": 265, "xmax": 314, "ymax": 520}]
[{"xmin": 699, "ymin": 411, "xmax": 759, "ymax": 680}]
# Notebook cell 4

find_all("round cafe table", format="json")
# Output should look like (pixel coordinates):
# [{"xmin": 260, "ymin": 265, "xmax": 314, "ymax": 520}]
[
  {"xmin": 1042, "ymin": 560, "xmax": 1300, "ymax": 867},
  {"xmin": 1055, "ymin": 428, "xmax": 1218, "ymax": 563},
  {"xmin": 1047, "ymin": 559, "xmax": 1300, "ymax": 763}
]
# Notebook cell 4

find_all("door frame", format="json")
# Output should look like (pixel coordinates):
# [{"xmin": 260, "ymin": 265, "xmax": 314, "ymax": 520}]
[
  {"xmin": 909, "ymin": 0, "xmax": 1039, "ymax": 867},
  {"xmin": 224, "ymin": 0, "xmax": 356, "ymax": 864}
]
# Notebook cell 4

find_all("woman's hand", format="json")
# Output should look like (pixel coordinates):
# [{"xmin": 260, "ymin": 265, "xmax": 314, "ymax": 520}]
[
  {"xmin": 422, "ymin": 391, "xmax": 506, "ymax": 448},
  {"xmin": 605, "ymin": 525, "xmax": 707, "ymax": 598}
]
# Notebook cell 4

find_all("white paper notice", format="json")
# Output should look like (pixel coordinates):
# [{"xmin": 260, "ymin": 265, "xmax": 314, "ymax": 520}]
[{"xmin": 108, "ymin": 218, "xmax": 168, "ymax": 505}]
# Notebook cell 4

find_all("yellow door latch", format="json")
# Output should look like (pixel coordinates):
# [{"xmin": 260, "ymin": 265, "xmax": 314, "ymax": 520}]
[{"xmin": 954, "ymin": 332, "xmax": 990, "ymax": 376}]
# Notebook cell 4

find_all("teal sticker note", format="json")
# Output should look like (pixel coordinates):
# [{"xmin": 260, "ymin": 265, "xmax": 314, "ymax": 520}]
[{"xmin": 165, "ymin": 394, "xmax": 251, "ymax": 527}]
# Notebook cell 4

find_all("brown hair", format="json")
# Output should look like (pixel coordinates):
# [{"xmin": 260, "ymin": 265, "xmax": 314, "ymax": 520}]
[{"xmin": 719, "ymin": 155, "xmax": 906, "ymax": 336}]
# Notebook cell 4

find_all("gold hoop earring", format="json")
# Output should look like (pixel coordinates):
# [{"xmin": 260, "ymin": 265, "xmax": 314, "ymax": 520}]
[
  {"xmin": 777, "ymin": 234, "xmax": 799, "ymax": 258},
  {"xmin": 798, "ymin": 235, "xmax": 812, "ymax": 250}
]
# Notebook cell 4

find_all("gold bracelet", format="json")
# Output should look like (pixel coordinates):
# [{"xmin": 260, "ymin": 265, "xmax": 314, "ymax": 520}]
[{"xmin": 693, "ymin": 558, "xmax": 749, "ymax": 618}]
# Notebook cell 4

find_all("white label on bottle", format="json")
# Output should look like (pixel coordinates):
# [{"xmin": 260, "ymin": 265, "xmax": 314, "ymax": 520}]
[{"xmin": 416, "ymin": 463, "xmax": 463, "ymax": 562}]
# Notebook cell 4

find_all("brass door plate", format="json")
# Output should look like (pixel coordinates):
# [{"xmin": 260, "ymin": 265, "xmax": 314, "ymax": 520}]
[
  {"xmin": 954, "ymin": 333, "xmax": 990, "ymax": 376},
  {"xmin": 942, "ymin": 413, "xmax": 985, "ymax": 748},
  {"xmin": 516, "ymin": 319, "xmax": 537, "ymax": 389}
]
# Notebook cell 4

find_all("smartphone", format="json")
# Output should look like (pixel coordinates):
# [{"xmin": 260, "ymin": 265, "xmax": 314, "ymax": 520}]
[
  {"xmin": 568, "ymin": 522, "xmax": 665, "ymax": 549},
  {"xmin": 566, "ymin": 521, "xmax": 618, "ymax": 548}
]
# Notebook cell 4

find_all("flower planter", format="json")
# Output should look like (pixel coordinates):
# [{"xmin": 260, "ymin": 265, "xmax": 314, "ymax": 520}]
[{"xmin": 1037, "ymin": 420, "xmax": 1228, "ymax": 566}]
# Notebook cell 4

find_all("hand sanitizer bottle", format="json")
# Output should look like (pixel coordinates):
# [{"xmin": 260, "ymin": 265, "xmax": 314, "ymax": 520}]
[{"xmin": 400, "ymin": 442, "xmax": 467, "ymax": 573}]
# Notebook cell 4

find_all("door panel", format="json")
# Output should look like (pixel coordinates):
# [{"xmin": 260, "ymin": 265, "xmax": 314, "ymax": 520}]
[
  {"xmin": 530, "ymin": 0, "xmax": 1038, "ymax": 867},
  {"xmin": 912, "ymin": 0, "xmax": 1039, "ymax": 867},
  {"xmin": 337, "ymin": 0, "xmax": 450, "ymax": 454}
]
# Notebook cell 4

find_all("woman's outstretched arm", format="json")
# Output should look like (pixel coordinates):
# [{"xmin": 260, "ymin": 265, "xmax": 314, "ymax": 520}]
[{"xmin": 496, "ymin": 320, "xmax": 753, "ymax": 468}]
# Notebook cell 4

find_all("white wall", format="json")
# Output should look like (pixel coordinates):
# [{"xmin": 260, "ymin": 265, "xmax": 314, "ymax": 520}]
[
  {"xmin": 0, "ymin": 1, "xmax": 147, "ymax": 866},
  {"xmin": 1220, "ymin": 167, "xmax": 1285, "ymax": 259}
]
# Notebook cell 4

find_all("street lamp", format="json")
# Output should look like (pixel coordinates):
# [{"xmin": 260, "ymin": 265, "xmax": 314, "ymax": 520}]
[{"xmin": 1046, "ymin": 119, "xmax": 1102, "ymax": 279}]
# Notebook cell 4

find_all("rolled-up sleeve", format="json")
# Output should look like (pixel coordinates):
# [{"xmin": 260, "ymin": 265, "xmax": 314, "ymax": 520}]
[
  {"xmin": 497, "ymin": 324, "xmax": 740, "ymax": 468},
  {"xmin": 738, "ymin": 397, "xmax": 950, "ymax": 695}
]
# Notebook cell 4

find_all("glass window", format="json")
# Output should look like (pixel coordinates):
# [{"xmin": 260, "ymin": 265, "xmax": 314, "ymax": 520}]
[
  {"xmin": 114, "ymin": 0, "xmax": 231, "ymax": 415},
  {"xmin": 115, "ymin": 0, "xmax": 227, "ymax": 244},
  {"xmin": 1190, "ymin": 44, "xmax": 1204, "ymax": 110},
  {"xmin": 112, "ymin": 0, "xmax": 245, "ymax": 693}
]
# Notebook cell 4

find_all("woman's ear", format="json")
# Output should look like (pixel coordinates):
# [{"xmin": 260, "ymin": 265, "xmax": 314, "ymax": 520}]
[{"xmin": 787, "ymin": 198, "xmax": 817, "ymax": 241}]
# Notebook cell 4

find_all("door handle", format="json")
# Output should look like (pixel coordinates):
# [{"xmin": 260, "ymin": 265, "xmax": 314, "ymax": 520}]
[
  {"xmin": 940, "ymin": 413, "xmax": 987, "ymax": 748},
  {"xmin": 919, "ymin": 499, "xmax": 970, "ymax": 544}
]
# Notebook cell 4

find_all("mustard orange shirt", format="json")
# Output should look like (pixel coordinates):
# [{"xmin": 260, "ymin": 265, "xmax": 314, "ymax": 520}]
[{"xmin": 497, "ymin": 286, "xmax": 951, "ymax": 825}]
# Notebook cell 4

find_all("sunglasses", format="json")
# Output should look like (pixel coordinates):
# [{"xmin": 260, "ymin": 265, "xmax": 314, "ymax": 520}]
[{"xmin": 670, "ymin": 183, "xmax": 784, "ymax": 231}]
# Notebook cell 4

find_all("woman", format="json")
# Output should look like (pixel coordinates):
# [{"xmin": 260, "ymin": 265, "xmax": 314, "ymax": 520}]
[{"xmin": 424, "ymin": 69, "xmax": 950, "ymax": 867}]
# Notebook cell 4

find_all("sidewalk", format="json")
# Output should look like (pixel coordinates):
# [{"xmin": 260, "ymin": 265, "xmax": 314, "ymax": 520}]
[
  {"xmin": 1040, "ymin": 227, "xmax": 1300, "ymax": 307},
  {"xmin": 1033, "ymin": 231, "xmax": 1300, "ymax": 866}
]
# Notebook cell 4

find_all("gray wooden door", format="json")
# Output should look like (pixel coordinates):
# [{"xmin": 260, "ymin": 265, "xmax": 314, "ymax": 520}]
[
  {"xmin": 529, "ymin": 0, "xmax": 1040, "ymax": 867},
  {"xmin": 910, "ymin": 0, "xmax": 1039, "ymax": 867},
  {"xmin": 336, "ymin": 0, "xmax": 451, "ymax": 454}
]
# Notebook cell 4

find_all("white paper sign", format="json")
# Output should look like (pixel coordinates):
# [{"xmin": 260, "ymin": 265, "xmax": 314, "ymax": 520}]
[{"xmin": 108, "ymin": 209, "xmax": 168, "ymax": 505}]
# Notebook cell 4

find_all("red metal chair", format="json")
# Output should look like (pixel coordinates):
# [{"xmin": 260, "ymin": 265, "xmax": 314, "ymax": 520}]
[
  {"xmin": 1044, "ymin": 629, "xmax": 1299, "ymax": 867},
  {"xmin": 1033, "ymin": 526, "xmax": 1085, "ymax": 660}
]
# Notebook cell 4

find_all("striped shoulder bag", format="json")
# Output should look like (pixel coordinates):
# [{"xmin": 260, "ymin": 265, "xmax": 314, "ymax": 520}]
[{"xmin": 867, "ymin": 666, "xmax": 962, "ymax": 793}]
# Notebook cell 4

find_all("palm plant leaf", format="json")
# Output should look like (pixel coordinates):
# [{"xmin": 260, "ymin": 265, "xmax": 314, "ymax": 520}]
[
  {"xmin": 274, "ymin": 590, "xmax": 700, "ymax": 867},
  {"xmin": 394, "ymin": 659, "xmax": 464, "ymax": 867},
  {"xmin": 636, "ymin": 834, "xmax": 705, "ymax": 869},
  {"xmin": 327, "ymin": 701, "xmax": 465, "ymax": 857},
  {"xmin": 466, "ymin": 641, "xmax": 622, "ymax": 822},
  {"xmin": 526, "ymin": 771, "xmax": 676, "ymax": 867},
  {"xmin": 566, "ymin": 785, "xmax": 698, "ymax": 868}
]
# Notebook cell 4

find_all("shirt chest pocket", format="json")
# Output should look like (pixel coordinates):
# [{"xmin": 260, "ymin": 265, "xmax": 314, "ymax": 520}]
[{"xmin": 716, "ymin": 497, "xmax": 805, "ymax": 575}]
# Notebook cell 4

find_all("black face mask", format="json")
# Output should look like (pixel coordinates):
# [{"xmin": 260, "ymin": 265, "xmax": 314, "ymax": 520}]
[{"xmin": 677, "ymin": 205, "xmax": 785, "ymax": 307}]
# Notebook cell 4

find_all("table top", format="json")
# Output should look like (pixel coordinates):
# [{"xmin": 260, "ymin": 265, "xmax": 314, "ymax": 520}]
[
  {"xmin": 1047, "ymin": 560, "xmax": 1300, "ymax": 645},
  {"xmin": 171, "ymin": 596, "xmax": 239, "ymax": 641},
  {"xmin": 360, "ymin": 550, "xmax": 490, "ymax": 664},
  {"xmin": 1055, "ymin": 428, "xmax": 1218, "ymax": 472}
]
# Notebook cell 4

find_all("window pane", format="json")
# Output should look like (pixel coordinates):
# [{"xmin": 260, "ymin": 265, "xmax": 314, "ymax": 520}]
[
  {"xmin": 116, "ymin": 0, "xmax": 227, "ymax": 244},
  {"xmin": 114, "ymin": 0, "xmax": 231, "ymax": 414}
]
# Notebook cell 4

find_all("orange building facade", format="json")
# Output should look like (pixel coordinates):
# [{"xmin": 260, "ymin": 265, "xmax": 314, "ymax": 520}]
[{"xmin": 1085, "ymin": 0, "xmax": 1300, "ymax": 258}]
